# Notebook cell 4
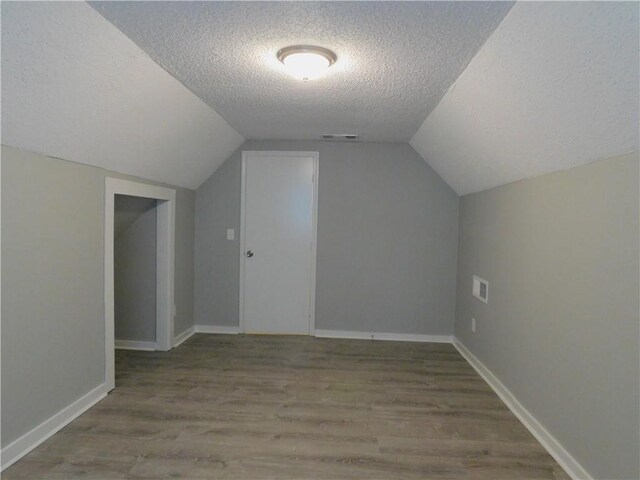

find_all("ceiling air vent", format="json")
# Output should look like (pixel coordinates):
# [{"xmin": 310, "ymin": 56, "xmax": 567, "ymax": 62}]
[{"xmin": 321, "ymin": 134, "xmax": 359, "ymax": 142}]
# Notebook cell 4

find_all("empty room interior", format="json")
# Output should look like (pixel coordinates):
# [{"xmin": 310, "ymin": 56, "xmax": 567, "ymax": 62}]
[{"xmin": 1, "ymin": 1, "xmax": 639, "ymax": 479}]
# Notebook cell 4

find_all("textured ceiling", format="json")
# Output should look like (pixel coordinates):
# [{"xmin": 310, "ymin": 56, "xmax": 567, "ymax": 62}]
[
  {"xmin": 4, "ymin": 2, "xmax": 636, "ymax": 195},
  {"xmin": 411, "ymin": 1, "xmax": 640, "ymax": 195},
  {"xmin": 90, "ymin": 1, "xmax": 513, "ymax": 142},
  {"xmin": 1, "ymin": 2, "xmax": 244, "ymax": 190}
]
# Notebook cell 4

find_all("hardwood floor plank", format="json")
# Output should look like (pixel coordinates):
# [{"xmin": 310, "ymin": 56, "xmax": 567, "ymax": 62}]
[{"xmin": 3, "ymin": 334, "xmax": 569, "ymax": 479}]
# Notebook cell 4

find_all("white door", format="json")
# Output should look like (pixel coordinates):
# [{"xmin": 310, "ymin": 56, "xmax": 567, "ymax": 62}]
[{"xmin": 241, "ymin": 151, "xmax": 318, "ymax": 334}]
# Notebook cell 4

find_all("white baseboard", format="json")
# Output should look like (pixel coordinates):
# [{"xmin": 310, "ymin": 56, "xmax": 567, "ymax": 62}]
[
  {"xmin": 114, "ymin": 339, "xmax": 156, "ymax": 351},
  {"xmin": 452, "ymin": 338, "xmax": 591, "ymax": 480},
  {"xmin": 314, "ymin": 329, "xmax": 452, "ymax": 343},
  {"xmin": 0, "ymin": 383, "xmax": 108, "ymax": 471},
  {"xmin": 173, "ymin": 326, "xmax": 195, "ymax": 347},
  {"xmin": 194, "ymin": 324, "xmax": 242, "ymax": 334}
]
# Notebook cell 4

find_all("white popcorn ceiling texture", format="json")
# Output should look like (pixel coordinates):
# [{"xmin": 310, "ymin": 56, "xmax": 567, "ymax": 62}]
[
  {"xmin": 410, "ymin": 1, "xmax": 640, "ymax": 194},
  {"xmin": 3, "ymin": 2, "xmax": 637, "ymax": 194},
  {"xmin": 1, "ymin": 2, "xmax": 244, "ymax": 190},
  {"xmin": 90, "ymin": 1, "xmax": 513, "ymax": 142}
]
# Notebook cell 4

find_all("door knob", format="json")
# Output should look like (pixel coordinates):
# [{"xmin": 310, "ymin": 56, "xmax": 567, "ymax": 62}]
[{"xmin": 246, "ymin": 250, "xmax": 254, "ymax": 258}]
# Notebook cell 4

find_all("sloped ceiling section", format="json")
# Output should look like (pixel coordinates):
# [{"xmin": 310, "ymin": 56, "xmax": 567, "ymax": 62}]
[
  {"xmin": 410, "ymin": 2, "xmax": 640, "ymax": 195},
  {"xmin": 1, "ymin": 2, "xmax": 244, "ymax": 190}
]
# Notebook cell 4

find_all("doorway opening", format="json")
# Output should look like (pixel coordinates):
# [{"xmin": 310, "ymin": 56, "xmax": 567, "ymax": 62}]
[
  {"xmin": 104, "ymin": 178, "xmax": 176, "ymax": 391},
  {"xmin": 114, "ymin": 195, "xmax": 158, "ymax": 351}
]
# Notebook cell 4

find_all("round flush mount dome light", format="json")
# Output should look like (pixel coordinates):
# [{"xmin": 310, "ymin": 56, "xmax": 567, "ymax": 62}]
[{"xmin": 277, "ymin": 45, "xmax": 337, "ymax": 81}]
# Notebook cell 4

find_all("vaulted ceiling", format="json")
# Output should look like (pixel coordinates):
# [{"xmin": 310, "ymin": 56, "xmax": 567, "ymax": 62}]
[
  {"xmin": 2, "ymin": 1, "xmax": 638, "ymax": 193},
  {"xmin": 410, "ymin": 1, "xmax": 639, "ymax": 194},
  {"xmin": 1, "ymin": 1, "xmax": 244, "ymax": 190},
  {"xmin": 89, "ymin": 1, "xmax": 512, "ymax": 142}
]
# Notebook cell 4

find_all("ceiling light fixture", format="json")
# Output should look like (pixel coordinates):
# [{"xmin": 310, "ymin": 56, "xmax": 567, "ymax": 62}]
[{"xmin": 277, "ymin": 45, "xmax": 337, "ymax": 81}]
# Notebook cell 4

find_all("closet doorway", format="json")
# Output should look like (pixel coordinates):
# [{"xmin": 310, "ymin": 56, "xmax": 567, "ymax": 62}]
[{"xmin": 104, "ymin": 178, "xmax": 176, "ymax": 391}]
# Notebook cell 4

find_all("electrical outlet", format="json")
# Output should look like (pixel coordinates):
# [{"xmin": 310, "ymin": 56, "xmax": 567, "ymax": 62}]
[{"xmin": 471, "ymin": 318, "xmax": 476, "ymax": 333}]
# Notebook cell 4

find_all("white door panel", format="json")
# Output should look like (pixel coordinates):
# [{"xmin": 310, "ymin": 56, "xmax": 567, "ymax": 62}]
[{"xmin": 242, "ymin": 152, "xmax": 317, "ymax": 334}]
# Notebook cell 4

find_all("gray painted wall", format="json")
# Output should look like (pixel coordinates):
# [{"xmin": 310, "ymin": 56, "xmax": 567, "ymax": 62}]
[
  {"xmin": 114, "ymin": 195, "xmax": 156, "ymax": 238},
  {"xmin": 455, "ymin": 152, "xmax": 639, "ymax": 479},
  {"xmin": 114, "ymin": 196, "xmax": 157, "ymax": 343},
  {"xmin": 1, "ymin": 145, "xmax": 195, "ymax": 447},
  {"xmin": 195, "ymin": 140, "xmax": 459, "ymax": 335}
]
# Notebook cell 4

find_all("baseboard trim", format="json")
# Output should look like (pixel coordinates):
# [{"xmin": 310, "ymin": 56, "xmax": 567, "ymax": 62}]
[
  {"xmin": 114, "ymin": 339, "xmax": 156, "ymax": 351},
  {"xmin": 173, "ymin": 326, "xmax": 195, "ymax": 347},
  {"xmin": 194, "ymin": 325, "xmax": 242, "ymax": 334},
  {"xmin": 0, "ymin": 383, "xmax": 108, "ymax": 471},
  {"xmin": 452, "ymin": 338, "xmax": 591, "ymax": 480},
  {"xmin": 314, "ymin": 329, "xmax": 452, "ymax": 343}
]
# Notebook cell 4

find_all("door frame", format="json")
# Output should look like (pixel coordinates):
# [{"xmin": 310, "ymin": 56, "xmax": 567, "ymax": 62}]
[
  {"xmin": 104, "ymin": 178, "xmax": 176, "ymax": 391},
  {"xmin": 239, "ymin": 151, "xmax": 319, "ymax": 334}
]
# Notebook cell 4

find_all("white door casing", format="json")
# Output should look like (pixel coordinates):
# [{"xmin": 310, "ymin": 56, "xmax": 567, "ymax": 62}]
[
  {"xmin": 240, "ymin": 151, "xmax": 318, "ymax": 334},
  {"xmin": 104, "ymin": 178, "xmax": 176, "ymax": 391}
]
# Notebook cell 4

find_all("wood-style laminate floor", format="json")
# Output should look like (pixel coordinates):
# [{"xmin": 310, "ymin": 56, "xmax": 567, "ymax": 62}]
[{"xmin": 4, "ymin": 334, "xmax": 569, "ymax": 479}]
